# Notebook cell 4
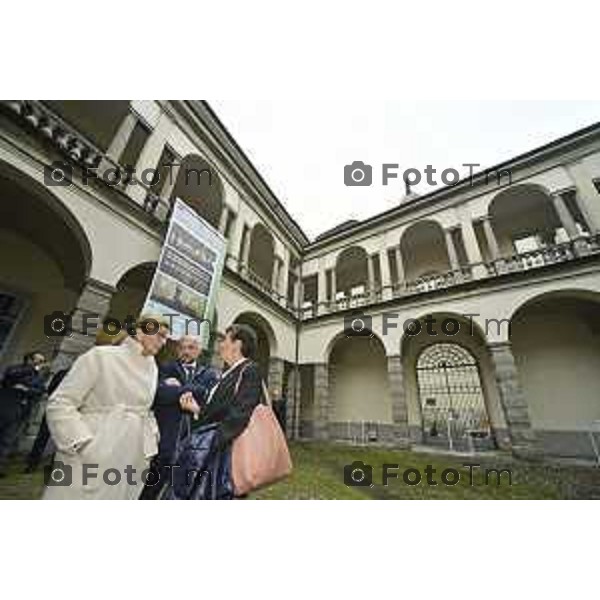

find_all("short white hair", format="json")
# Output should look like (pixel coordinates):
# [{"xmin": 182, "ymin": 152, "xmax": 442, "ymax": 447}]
[{"xmin": 178, "ymin": 335, "xmax": 201, "ymax": 347}]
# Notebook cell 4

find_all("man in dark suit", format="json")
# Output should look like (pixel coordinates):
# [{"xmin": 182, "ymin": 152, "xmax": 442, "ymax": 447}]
[
  {"xmin": 24, "ymin": 367, "xmax": 70, "ymax": 473},
  {"xmin": 0, "ymin": 351, "xmax": 47, "ymax": 477},
  {"xmin": 140, "ymin": 335, "xmax": 219, "ymax": 499},
  {"xmin": 180, "ymin": 324, "xmax": 263, "ymax": 452}
]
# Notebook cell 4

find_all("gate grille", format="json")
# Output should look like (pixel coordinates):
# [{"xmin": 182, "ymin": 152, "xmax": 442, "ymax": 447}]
[{"xmin": 416, "ymin": 343, "xmax": 494, "ymax": 451}]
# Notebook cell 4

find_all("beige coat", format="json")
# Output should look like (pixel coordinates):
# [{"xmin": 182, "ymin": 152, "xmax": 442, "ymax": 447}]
[{"xmin": 43, "ymin": 337, "xmax": 159, "ymax": 500}]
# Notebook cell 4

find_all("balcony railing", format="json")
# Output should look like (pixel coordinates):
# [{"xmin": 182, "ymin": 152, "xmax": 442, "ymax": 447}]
[
  {"xmin": 224, "ymin": 253, "xmax": 297, "ymax": 314},
  {"xmin": 1, "ymin": 100, "xmax": 171, "ymax": 221},
  {"xmin": 487, "ymin": 235, "xmax": 600, "ymax": 275},
  {"xmin": 300, "ymin": 234, "xmax": 600, "ymax": 320}
]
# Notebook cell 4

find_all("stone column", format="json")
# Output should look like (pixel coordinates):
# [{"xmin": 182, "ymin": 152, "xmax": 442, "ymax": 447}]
[
  {"xmin": 268, "ymin": 356, "xmax": 285, "ymax": 400},
  {"xmin": 154, "ymin": 160, "xmax": 181, "ymax": 222},
  {"xmin": 566, "ymin": 162, "xmax": 600, "ymax": 233},
  {"xmin": 50, "ymin": 278, "xmax": 116, "ymax": 371},
  {"xmin": 328, "ymin": 267, "xmax": 337, "ymax": 305},
  {"xmin": 127, "ymin": 130, "xmax": 166, "ymax": 206},
  {"xmin": 317, "ymin": 269, "xmax": 327, "ymax": 314},
  {"xmin": 481, "ymin": 215, "xmax": 501, "ymax": 261},
  {"xmin": 292, "ymin": 266, "xmax": 302, "ymax": 311},
  {"xmin": 551, "ymin": 191, "xmax": 579, "ymax": 239},
  {"xmin": 103, "ymin": 112, "xmax": 137, "ymax": 165},
  {"xmin": 218, "ymin": 205, "xmax": 229, "ymax": 235},
  {"xmin": 160, "ymin": 160, "xmax": 181, "ymax": 199},
  {"xmin": 313, "ymin": 363, "xmax": 330, "ymax": 440},
  {"xmin": 285, "ymin": 365, "xmax": 299, "ymax": 439},
  {"xmin": 387, "ymin": 355, "xmax": 410, "ymax": 446},
  {"xmin": 270, "ymin": 257, "xmax": 278, "ymax": 291},
  {"xmin": 461, "ymin": 220, "xmax": 487, "ymax": 278},
  {"xmin": 395, "ymin": 246, "xmax": 405, "ymax": 291},
  {"xmin": 241, "ymin": 226, "xmax": 252, "ymax": 273},
  {"xmin": 444, "ymin": 227, "xmax": 460, "ymax": 271},
  {"xmin": 292, "ymin": 270, "xmax": 302, "ymax": 310},
  {"xmin": 227, "ymin": 215, "xmax": 243, "ymax": 270},
  {"xmin": 366, "ymin": 254, "xmax": 375, "ymax": 297},
  {"xmin": 380, "ymin": 249, "xmax": 392, "ymax": 300},
  {"xmin": 488, "ymin": 342, "xmax": 538, "ymax": 458},
  {"xmin": 280, "ymin": 249, "xmax": 290, "ymax": 301}
]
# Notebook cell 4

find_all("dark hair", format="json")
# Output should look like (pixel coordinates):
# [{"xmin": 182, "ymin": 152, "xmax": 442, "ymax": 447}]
[{"xmin": 225, "ymin": 324, "xmax": 257, "ymax": 359}]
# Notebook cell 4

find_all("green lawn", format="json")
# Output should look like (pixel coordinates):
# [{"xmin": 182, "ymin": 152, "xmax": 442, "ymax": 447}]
[
  {"xmin": 250, "ymin": 442, "xmax": 566, "ymax": 499},
  {"xmin": 1, "ymin": 441, "xmax": 597, "ymax": 499}
]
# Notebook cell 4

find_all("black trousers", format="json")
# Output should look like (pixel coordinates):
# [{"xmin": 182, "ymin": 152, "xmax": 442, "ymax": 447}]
[
  {"xmin": 26, "ymin": 415, "xmax": 52, "ymax": 469},
  {"xmin": 0, "ymin": 411, "xmax": 22, "ymax": 471},
  {"xmin": 139, "ymin": 458, "xmax": 174, "ymax": 500}
]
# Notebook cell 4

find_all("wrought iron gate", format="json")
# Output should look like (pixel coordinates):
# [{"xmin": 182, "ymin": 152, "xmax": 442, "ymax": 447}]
[{"xmin": 416, "ymin": 343, "xmax": 494, "ymax": 451}]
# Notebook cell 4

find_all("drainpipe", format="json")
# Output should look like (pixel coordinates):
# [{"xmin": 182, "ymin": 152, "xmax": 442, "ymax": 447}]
[{"xmin": 292, "ymin": 259, "xmax": 303, "ymax": 440}]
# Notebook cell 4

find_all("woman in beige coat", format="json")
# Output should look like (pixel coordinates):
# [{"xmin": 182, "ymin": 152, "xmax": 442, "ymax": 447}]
[{"xmin": 43, "ymin": 316, "xmax": 169, "ymax": 500}]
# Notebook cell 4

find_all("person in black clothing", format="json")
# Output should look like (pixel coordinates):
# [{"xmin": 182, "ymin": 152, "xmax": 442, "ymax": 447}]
[
  {"xmin": 0, "ymin": 351, "xmax": 47, "ymax": 477},
  {"xmin": 24, "ymin": 368, "xmax": 69, "ymax": 473},
  {"xmin": 140, "ymin": 335, "xmax": 219, "ymax": 500},
  {"xmin": 180, "ymin": 324, "xmax": 263, "ymax": 454}
]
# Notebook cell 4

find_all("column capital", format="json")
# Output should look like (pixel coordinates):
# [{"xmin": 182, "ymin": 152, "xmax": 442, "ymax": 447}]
[
  {"xmin": 487, "ymin": 340, "xmax": 513, "ymax": 352},
  {"xmin": 444, "ymin": 224, "xmax": 461, "ymax": 234},
  {"xmin": 550, "ymin": 186, "xmax": 576, "ymax": 198},
  {"xmin": 80, "ymin": 277, "xmax": 118, "ymax": 303}
]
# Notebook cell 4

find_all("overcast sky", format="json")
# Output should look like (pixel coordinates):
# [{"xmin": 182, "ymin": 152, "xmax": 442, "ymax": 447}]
[{"xmin": 211, "ymin": 101, "xmax": 600, "ymax": 240}]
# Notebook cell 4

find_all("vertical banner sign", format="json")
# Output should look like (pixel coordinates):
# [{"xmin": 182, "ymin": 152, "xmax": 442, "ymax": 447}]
[{"xmin": 141, "ymin": 198, "xmax": 226, "ymax": 345}]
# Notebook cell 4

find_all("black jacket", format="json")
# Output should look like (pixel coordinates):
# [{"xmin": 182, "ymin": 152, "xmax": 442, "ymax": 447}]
[
  {"xmin": 153, "ymin": 360, "xmax": 219, "ymax": 463},
  {"xmin": 0, "ymin": 363, "xmax": 46, "ymax": 419},
  {"xmin": 193, "ymin": 359, "xmax": 263, "ymax": 450}
]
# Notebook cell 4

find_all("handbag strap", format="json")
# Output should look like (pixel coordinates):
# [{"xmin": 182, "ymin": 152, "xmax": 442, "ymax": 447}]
[
  {"xmin": 175, "ymin": 412, "xmax": 192, "ymax": 456},
  {"xmin": 233, "ymin": 361, "xmax": 270, "ymax": 407}
]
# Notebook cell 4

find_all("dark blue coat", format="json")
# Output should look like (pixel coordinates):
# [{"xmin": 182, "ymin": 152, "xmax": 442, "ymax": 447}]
[{"xmin": 152, "ymin": 360, "xmax": 219, "ymax": 464}]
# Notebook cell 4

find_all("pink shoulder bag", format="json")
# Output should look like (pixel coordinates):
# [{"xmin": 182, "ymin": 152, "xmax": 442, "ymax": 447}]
[{"xmin": 231, "ymin": 365, "xmax": 293, "ymax": 496}]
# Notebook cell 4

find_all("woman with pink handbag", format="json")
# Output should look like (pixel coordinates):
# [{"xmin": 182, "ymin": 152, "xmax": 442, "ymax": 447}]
[{"xmin": 180, "ymin": 323, "xmax": 292, "ymax": 498}]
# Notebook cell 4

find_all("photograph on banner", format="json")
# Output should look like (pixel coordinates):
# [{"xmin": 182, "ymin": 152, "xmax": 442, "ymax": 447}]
[{"xmin": 142, "ymin": 198, "xmax": 226, "ymax": 344}]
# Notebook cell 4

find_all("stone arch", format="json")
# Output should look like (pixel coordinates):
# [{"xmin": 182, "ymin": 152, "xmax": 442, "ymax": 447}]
[
  {"xmin": 0, "ymin": 160, "xmax": 93, "ymax": 365},
  {"xmin": 335, "ymin": 246, "xmax": 369, "ymax": 298},
  {"xmin": 327, "ymin": 331, "xmax": 393, "ymax": 435},
  {"xmin": 510, "ymin": 290, "xmax": 600, "ymax": 458},
  {"xmin": 247, "ymin": 223, "xmax": 276, "ymax": 287},
  {"xmin": 400, "ymin": 312, "xmax": 507, "ymax": 450},
  {"xmin": 96, "ymin": 262, "xmax": 156, "ymax": 345},
  {"xmin": 232, "ymin": 310, "xmax": 278, "ymax": 381},
  {"xmin": 487, "ymin": 183, "xmax": 566, "ymax": 257},
  {"xmin": 172, "ymin": 154, "xmax": 224, "ymax": 229},
  {"xmin": 399, "ymin": 219, "xmax": 450, "ymax": 282}
]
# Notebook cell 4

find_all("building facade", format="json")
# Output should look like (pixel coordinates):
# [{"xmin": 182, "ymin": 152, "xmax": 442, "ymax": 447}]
[{"xmin": 1, "ymin": 100, "xmax": 599, "ymax": 460}]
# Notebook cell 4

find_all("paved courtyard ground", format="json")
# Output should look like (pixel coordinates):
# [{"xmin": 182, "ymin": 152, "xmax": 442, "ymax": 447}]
[{"xmin": 1, "ymin": 442, "xmax": 599, "ymax": 499}]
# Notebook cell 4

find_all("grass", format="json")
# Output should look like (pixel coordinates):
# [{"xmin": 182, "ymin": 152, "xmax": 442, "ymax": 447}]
[
  {"xmin": 1, "ymin": 441, "xmax": 596, "ymax": 500},
  {"xmin": 249, "ymin": 442, "xmax": 565, "ymax": 499}
]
